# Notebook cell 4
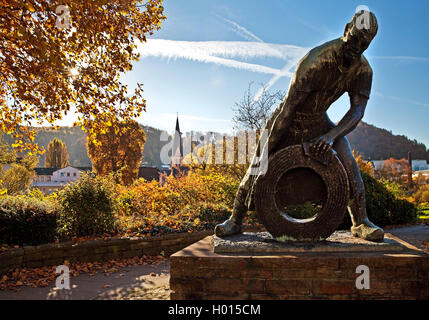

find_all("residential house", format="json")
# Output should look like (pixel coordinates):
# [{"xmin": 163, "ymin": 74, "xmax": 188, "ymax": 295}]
[{"xmin": 33, "ymin": 166, "xmax": 91, "ymax": 194}]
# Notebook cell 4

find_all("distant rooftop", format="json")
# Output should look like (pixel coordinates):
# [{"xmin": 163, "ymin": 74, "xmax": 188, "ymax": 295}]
[
  {"xmin": 138, "ymin": 166, "xmax": 159, "ymax": 181},
  {"xmin": 35, "ymin": 168, "xmax": 58, "ymax": 175},
  {"xmin": 35, "ymin": 166, "xmax": 92, "ymax": 175}
]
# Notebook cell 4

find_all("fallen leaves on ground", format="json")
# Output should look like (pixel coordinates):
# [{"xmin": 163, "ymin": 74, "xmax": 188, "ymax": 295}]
[
  {"xmin": 94, "ymin": 284, "xmax": 171, "ymax": 300},
  {"xmin": 423, "ymin": 239, "xmax": 429, "ymax": 250},
  {"xmin": 119, "ymin": 284, "xmax": 171, "ymax": 300},
  {"xmin": 0, "ymin": 255, "xmax": 168, "ymax": 291}
]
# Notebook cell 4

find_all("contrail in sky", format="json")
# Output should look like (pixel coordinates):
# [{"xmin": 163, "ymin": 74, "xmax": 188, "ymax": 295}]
[
  {"xmin": 218, "ymin": 18, "xmax": 304, "ymax": 101},
  {"xmin": 136, "ymin": 39, "xmax": 308, "ymax": 77},
  {"xmin": 370, "ymin": 56, "xmax": 429, "ymax": 62},
  {"xmin": 137, "ymin": 18, "xmax": 428, "ymax": 106},
  {"xmin": 223, "ymin": 18, "xmax": 264, "ymax": 43}
]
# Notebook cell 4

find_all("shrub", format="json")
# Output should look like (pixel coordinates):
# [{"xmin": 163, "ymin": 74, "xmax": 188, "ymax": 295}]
[
  {"xmin": 0, "ymin": 195, "xmax": 57, "ymax": 246},
  {"xmin": 115, "ymin": 171, "xmax": 239, "ymax": 236},
  {"xmin": 0, "ymin": 163, "xmax": 36, "ymax": 195},
  {"xmin": 194, "ymin": 203, "xmax": 231, "ymax": 225},
  {"xmin": 282, "ymin": 202, "xmax": 322, "ymax": 220},
  {"xmin": 413, "ymin": 185, "xmax": 429, "ymax": 204},
  {"xmin": 378, "ymin": 178, "xmax": 410, "ymax": 200},
  {"xmin": 117, "ymin": 171, "xmax": 238, "ymax": 218},
  {"xmin": 196, "ymin": 170, "xmax": 239, "ymax": 208},
  {"xmin": 390, "ymin": 199, "xmax": 418, "ymax": 225},
  {"xmin": 116, "ymin": 202, "xmax": 232, "ymax": 237},
  {"xmin": 57, "ymin": 173, "xmax": 117, "ymax": 239},
  {"xmin": 338, "ymin": 171, "xmax": 417, "ymax": 229}
]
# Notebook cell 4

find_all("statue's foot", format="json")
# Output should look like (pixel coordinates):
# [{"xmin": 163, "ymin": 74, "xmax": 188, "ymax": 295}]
[
  {"xmin": 215, "ymin": 219, "xmax": 242, "ymax": 238},
  {"xmin": 351, "ymin": 219, "xmax": 384, "ymax": 242}
]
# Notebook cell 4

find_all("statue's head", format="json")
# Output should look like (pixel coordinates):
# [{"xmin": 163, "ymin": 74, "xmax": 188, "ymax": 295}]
[{"xmin": 342, "ymin": 10, "xmax": 378, "ymax": 62}]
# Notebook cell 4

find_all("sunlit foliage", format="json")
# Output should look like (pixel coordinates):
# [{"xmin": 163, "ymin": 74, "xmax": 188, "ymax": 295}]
[{"xmin": 0, "ymin": 0, "xmax": 166, "ymax": 153}]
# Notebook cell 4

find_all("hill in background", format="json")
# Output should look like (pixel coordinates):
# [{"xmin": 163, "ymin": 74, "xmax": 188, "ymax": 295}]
[
  {"xmin": 4, "ymin": 125, "xmax": 165, "ymax": 167},
  {"xmin": 347, "ymin": 122, "xmax": 429, "ymax": 161},
  {"xmin": 4, "ymin": 121, "xmax": 429, "ymax": 167}
]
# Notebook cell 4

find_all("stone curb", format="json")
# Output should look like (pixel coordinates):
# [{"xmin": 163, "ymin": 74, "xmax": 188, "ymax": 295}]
[{"xmin": 0, "ymin": 230, "xmax": 212, "ymax": 274}]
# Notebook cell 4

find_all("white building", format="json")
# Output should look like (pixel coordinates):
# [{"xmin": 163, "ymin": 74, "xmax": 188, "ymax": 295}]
[
  {"xmin": 412, "ymin": 169, "xmax": 429, "ymax": 179},
  {"xmin": 33, "ymin": 166, "xmax": 91, "ymax": 194},
  {"xmin": 412, "ymin": 160, "xmax": 428, "ymax": 171},
  {"xmin": 371, "ymin": 160, "xmax": 385, "ymax": 171},
  {"xmin": 51, "ymin": 166, "xmax": 84, "ymax": 182},
  {"xmin": 371, "ymin": 159, "xmax": 428, "ymax": 171}
]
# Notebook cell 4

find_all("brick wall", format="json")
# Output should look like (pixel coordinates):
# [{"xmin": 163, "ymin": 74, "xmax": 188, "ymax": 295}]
[
  {"xmin": 0, "ymin": 231, "xmax": 212, "ymax": 274},
  {"xmin": 170, "ymin": 236, "xmax": 429, "ymax": 300}
]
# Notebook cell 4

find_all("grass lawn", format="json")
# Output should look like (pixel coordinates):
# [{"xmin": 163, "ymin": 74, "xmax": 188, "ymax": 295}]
[{"xmin": 418, "ymin": 208, "xmax": 429, "ymax": 220}]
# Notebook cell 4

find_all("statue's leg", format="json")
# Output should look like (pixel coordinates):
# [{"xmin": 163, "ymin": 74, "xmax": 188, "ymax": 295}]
[
  {"xmin": 215, "ymin": 107, "xmax": 285, "ymax": 237},
  {"xmin": 333, "ymin": 136, "xmax": 384, "ymax": 241},
  {"xmin": 214, "ymin": 167, "xmax": 253, "ymax": 237}
]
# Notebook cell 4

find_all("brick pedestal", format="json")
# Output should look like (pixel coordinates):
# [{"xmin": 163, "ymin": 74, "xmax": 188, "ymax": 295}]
[{"xmin": 170, "ymin": 234, "xmax": 429, "ymax": 300}]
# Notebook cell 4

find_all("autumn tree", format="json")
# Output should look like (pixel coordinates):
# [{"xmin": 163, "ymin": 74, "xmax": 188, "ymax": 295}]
[
  {"xmin": 378, "ymin": 158, "xmax": 408, "ymax": 181},
  {"xmin": 0, "ymin": 134, "xmax": 16, "ymax": 165},
  {"xmin": 232, "ymin": 82, "xmax": 284, "ymax": 131},
  {"xmin": 45, "ymin": 138, "xmax": 70, "ymax": 168},
  {"xmin": 353, "ymin": 150, "xmax": 374, "ymax": 176},
  {"xmin": 0, "ymin": 1, "xmax": 166, "ymax": 153},
  {"xmin": 413, "ymin": 184, "xmax": 429, "ymax": 204},
  {"xmin": 86, "ymin": 116, "xmax": 146, "ymax": 185},
  {"xmin": 0, "ymin": 154, "xmax": 38, "ymax": 195},
  {"xmin": 0, "ymin": 134, "xmax": 16, "ymax": 195}
]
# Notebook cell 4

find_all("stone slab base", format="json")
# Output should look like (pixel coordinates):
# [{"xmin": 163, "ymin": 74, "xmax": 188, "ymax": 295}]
[
  {"xmin": 213, "ymin": 231, "xmax": 405, "ymax": 254},
  {"xmin": 170, "ymin": 234, "xmax": 429, "ymax": 300}
]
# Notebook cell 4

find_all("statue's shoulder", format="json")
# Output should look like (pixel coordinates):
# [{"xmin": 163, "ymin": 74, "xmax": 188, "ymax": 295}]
[
  {"xmin": 358, "ymin": 55, "xmax": 373, "ymax": 75},
  {"xmin": 349, "ymin": 55, "xmax": 373, "ymax": 98},
  {"xmin": 291, "ymin": 40, "xmax": 339, "ymax": 91},
  {"xmin": 295, "ymin": 39, "xmax": 340, "ymax": 73}
]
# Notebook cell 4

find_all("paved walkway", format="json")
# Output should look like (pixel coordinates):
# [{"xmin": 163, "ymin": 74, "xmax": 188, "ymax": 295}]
[
  {"xmin": 0, "ymin": 224, "xmax": 428, "ymax": 300},
  {"xmin": 386, "ymin": 223, "xmax": 429, "ymax": 251},
  {"xmin": 0, "ymin": 260, "xmax": 170, "ymax": 300}
]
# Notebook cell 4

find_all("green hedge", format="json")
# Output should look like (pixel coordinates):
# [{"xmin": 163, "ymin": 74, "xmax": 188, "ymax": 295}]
[
  {"xmin": 196, "ymin": 203, "xmax": 231, "ymax": 225},
  {"xmin": 57, "ymin": 173, "xmax": 118, "ymax": 239},
  {"xmin": 0, "ymin": 174, "xmax": 119, "ymax": 246},
  {"xmin": 338, "ymin": 171, "xmax": 417, "ymax": 229},
  {"xmin": 0, "ymin": 196, "xmax": 57, "ymax": 246}
]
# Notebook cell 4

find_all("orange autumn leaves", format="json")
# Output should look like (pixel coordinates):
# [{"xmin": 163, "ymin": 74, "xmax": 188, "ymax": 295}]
[
  {"xmin": 115, "ymin": 170, "xmax": 238, "ymax": 236},
  {"xmin": 86, "ymin": 117, "xmax": 146, "ymax": 186},
  {"xmin": 0, "ymin": 167, "xmax": 240, "ymax": 248},
  {"xmin": 0, "ymin": 255, "xmax": 167, "ymax": 291},
  {"xmin": 0, "ymin": 1, "xmax": 166, "ymax": 153}
]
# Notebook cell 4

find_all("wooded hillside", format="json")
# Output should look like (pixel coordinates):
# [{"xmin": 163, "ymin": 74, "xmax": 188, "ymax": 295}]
[
  {"xmin": 347, "ymin": 122, "xmax": 429, "ymax": 161},
  {"xmin": 4, "ymin": 121, "xmax": 429, "ymax": 167}
]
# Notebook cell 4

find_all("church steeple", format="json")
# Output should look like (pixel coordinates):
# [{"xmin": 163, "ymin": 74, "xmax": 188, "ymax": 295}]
[
  {"xmin": 172, "ymin": 113, "xmax": 183, "ymax": 165},
  {"xmin": 175, "ymin": 114, "xmax": 181, "ymax": 134}
]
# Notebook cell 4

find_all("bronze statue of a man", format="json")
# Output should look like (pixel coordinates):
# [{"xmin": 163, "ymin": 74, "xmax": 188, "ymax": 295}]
[{"xmin": 215, "ymin": 11, "xmax": 384, "ymax": 242}]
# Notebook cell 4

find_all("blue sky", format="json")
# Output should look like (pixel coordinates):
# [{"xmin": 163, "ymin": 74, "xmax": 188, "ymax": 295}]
[{"xmin": 124, "ymin": 0, "xmax": 429, "ymax": 147}]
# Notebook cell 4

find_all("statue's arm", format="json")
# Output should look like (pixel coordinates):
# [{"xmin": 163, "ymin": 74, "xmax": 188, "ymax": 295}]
[
  {"xmin": 312, "ymin": 61, "xmax": 372, "ymax": 154},
  {"xmin": 331, "ymin": 93, "xmax": 367, "ymax": 139},
  {"xmin": 312, "ymin": 93, "xmax": 367, "ymax": 154}
]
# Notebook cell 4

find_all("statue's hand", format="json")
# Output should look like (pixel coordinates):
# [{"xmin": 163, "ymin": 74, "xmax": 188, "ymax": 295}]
[{"xmin": 310, "ymin": 134, "xmax": 334, "ymax": 156}]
